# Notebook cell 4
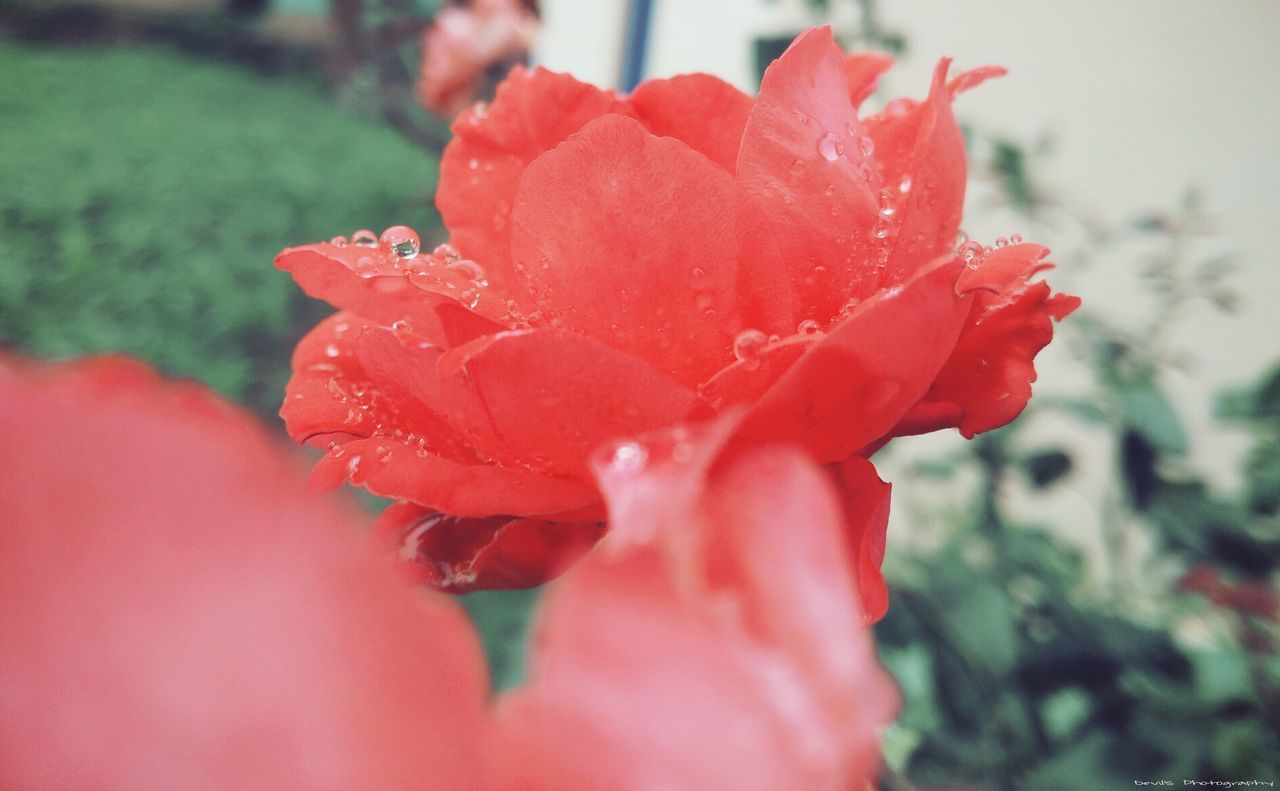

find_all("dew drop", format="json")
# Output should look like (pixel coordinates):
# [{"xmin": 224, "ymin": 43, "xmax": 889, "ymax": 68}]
[
  {"xmin": 433, "ymin": 243, "xmax": 461, "ymax": 260},
  {"xmin": 898, "ymin": 175, "xmax": 913, "ymax": 194},
  {"xmin": 329, "ymin": 235, "xmax": 349, "ymax": 247},
  {"xmin": 324, "ymin": 343, "xmax": 341, "ymax": 358},
  {"xmin": 353, "ymin": 256, "xmax": 378, "ymax": 278},
  {"xmin": 994, "ymin": 236, "xmax": 1008, "ymax": 249},
  {"xmin": 954, "ymin": 230, "xmax": 969, "ymax": 248},
  {"xmin": 797, "ymin": 319, "xmax": 824, "ymax": 338},
  {"xmin": 874, "ymin": 226, "xmax": 890, "ymax": 240},
  {"xmin": 380, "ymin": 225, "xmax": 420, "ymax": 259},
  {"xmin": 1010, "ymin": 233, "xmax": 1024, "ymax": 244},
  {"xmin": 468, "ymin": 158, "xmax": 480, "ymax": 171},
  {"xmin": 817, "ymin": 132, "xmax": 844, "ymax": 162},
  {"xmin": 610, "ymin": 442, "xmax": 648, "ymax": 472},
  {"xmin": 733, "ymin": 328, "xmax": 768, "ymax": 371},
  {"xmin": 958, "ymin": 240, "xmax": 985, "ymax": 266},
  {"xmin": 858, "ymin": 135, "xmax": 875, "ymax": 157},
  {"xmin": 390, "ymin": 319, "xmax": 413, "ymax": 335},
  {"xmin": 351, "ymin": 229, "xmax": 378, "ymax": 247},
  {"xmin": 446, "ymin": 259, "xmax": 487, "ymax": 285}
]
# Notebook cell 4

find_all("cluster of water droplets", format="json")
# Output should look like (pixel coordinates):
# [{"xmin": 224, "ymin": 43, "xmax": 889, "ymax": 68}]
[
  {"xmin": 328, "ymin": 226, "xmax": 491, "ymax": 310},
  {"xmin": 954, "ymin": 230, "xmax": 1025, "ymax": 269}
]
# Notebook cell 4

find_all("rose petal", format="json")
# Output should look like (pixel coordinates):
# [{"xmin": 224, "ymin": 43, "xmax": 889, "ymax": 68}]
[
  {"xmin": 281, "ymin": 313, "xmax": 466, "ymax": 452},
  {"xmin": 0, "ymin": 357, "xmax": 488, "ymax": 790},
  {"xmin": 451, "ymin": 328, "xmax": 702, "ymax": 477},
  {"xmin": 843, "ymin": 51, "xmax": 894, "ymax": 108},
  {"xmin": 438, "ymin": 66, "xmax": 631, "ymax": 310},
  {"xmin": 864, "ymin": 58, "xmax": 972, "ymax": 286},
  {"xmin": 310, "ymin": 433, "xmax": 597, "ymax": 517},
  {"xmin": 736, "ymin": 26, "xmax": 883, "ymax": 324},
  {"xmin": 510, "ymin": 114, "xmax": 791, "ymax": 386},
  {"xmin": 831, "ymin": 456, "xmax": 893, "ymax": 623},
  {"xmin": 497, "ymin": 440, "xmax": 897, "ymax": 789},
  {"xmin": 736, "ymin": 255, "xmax": 971, "ymax": 461},
  {"xmin": 276, "ymin": 242, "xmax": 511, "ymax": 343},
  {"xmin": 897, "ymin": 242, "xmax": 1080, "ymax": 438},
  {"xmin": 374, "ymin": 502, "xmax": 605, "ymax": 592},
  {"xmin": 628, "ymin": 73, "xmax": 753, "ymax": 173}
]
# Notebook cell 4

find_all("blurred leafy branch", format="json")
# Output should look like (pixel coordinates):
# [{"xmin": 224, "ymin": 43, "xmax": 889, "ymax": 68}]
[{"xmin": 877, "ymin": 81, "xmax": 1280, "ymax": 791}]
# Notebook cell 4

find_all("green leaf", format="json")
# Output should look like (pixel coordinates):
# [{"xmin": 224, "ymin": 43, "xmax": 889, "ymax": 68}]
[
  {"xmin": 1023, "ymin": 449, "xmax": 1073, "ymax": 488},
  {"xmin": 1119, "ymin": 379, "xmax": 1189, "ymax": 455}
]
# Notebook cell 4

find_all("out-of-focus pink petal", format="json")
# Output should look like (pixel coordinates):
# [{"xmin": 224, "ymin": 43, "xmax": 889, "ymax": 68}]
[
  {"xmin": 736, "ymin": 255, "xmax": 971, "ymax": 461},
  {"xmin": 510, "ymin": 114, "xmax": 791, "ymax": 385},
  {"xmin": 628, "ymin": 73, "xmax": 753, "ymax": 173},
  {"xmin": 736, "ymin": 26, "xmax": 883, "ymax": 324},
  {"xmin": 496, "ymin": 432, "xmax": 897, "ymax": 790},
  {"xmin": 831, "ymin": 456, "xmax": 893, "ymax": 623},
  {"xmin": 0, "ymin": 357, "xmax": 489, "ymax": 790},
  {"xmin": 373, "ymin": 502, "xmax": 605, "ymax": 592},
  {"xmin": 418, "ymin": 0, "xmax": 539, "ymax": 118}
]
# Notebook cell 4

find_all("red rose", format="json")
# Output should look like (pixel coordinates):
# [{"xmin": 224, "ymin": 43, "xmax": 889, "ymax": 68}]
[
  {"xmin": 278, "ymin": 27, "xmax": 1078, "ymax": 601},
  {"xmin": 1, "ymin": 358, "xmax": 895, "ymax": 789}
]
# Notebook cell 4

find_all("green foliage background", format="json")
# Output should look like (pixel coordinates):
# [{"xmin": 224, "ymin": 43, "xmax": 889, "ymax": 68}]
[{"xmin": 0, "ymin": 40, "xmax": 438, "ymax": 416}]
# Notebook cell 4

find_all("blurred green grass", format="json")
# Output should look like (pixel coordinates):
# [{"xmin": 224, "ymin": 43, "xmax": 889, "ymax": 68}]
[{"xmin": 0, "ymin": 39, "xmax": 440, "ymax": 416}]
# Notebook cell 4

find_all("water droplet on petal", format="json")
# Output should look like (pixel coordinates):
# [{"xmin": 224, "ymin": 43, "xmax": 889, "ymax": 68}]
[
  {"xmin": 797, "ymin": 319, "xmax": 824, "ymax": 338},
  {"xmin": 858, "ymin": 135, "xmax": 875, "ymax": 157},
  {"xmin": 609, "ymin": 442, "xmax": 648, "ymax": 472},
  {"xmin": 817, "ymin": 132, "xmax": 844, "ymax": 162},
  {"xmin": 353, "ymin": 256, "xmax": 378, "ymax": 278},
  {"xmin": 994, "ymin": 236, "xmax": 1008, "ymax": 249},
  {"xmin": 329, "ymin": 235, "xmax": 349, "ymax": 247},
  {"xmin": 898, "ymin": 175, "xmax": 913, "ymax": 194},
  {"xmin": 391, "ymin": 319, "xmax": 412, "ymax": 335},
  {"xmin": 433, "ymin": 243, "xmax": 461, "ymax": 260},
  {"xmin": 1010, "ymin": 233, "xmax": 1024, "ymax": 244},
  {"xmin": 351, "ymin": 229, "xmax": 378, "ymax": 247},
  {"xmin": 446, "ymin": 259, "xmax": 487, "ymax": 285},
  {"xmin": 380, "ymin": 225, "xmax": 420, "ymax": 259},
  {"xmin": 324, "ymin": 343, "xmax": 341, "ymax": 358},
  {"xmin": 733, "ymin": 328, "xmax": 768, "ymax": 371},
  {"xmin": 874, "ymin": 227, "xmax": 890, "ymax": 239},
  {"xmin": 958, "ymin": 240, "xmax": 985, "ymax": 267}
]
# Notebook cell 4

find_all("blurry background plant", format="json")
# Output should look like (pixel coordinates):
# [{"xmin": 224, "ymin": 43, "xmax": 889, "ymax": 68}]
[{"xmin": 1, "ymin": 0, "xmax": 1276, "ymax": 788}]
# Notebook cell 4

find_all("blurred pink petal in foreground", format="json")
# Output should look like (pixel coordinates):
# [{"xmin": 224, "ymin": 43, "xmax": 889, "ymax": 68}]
[
  {"xmin": 418, "ymin": 0, "xmax": 539, "ymax": 118},
  {"xmin": 0, "ymin": 357, "xmax": 895, "ymax": 789},
  {"xmin": 0, "ymin": 357, "xmax": 490, "ymax": 789}
]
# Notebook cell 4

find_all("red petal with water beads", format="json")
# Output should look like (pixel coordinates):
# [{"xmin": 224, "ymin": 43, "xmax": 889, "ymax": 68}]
[
  {"xmin": 277, "ymin": 238, "xmax": 509, "ymax": 344},
  {"xmin": 374, "ymin": 502, "xmax": 604, "ymax": 592},
  {"xmin": 629, "ymin": 73, "xmax": 754, "ymax": 173},
  {"xmin": 0, "ymin": 357, "xmax": 488, "ymax": 790},
  {"xmin": 735, "ymin": 255, "xmax": 972, "ymax": 462},
  {"xmin": 497, "ymin": 431, "xmax": 897, "ymax": 789},
  {"xmin": 896, "ymin": 242, "xmax": 1081, "ymax": 438},
  {"xmin": 287, "ymin": 320, "xmax": 597, "ymax": 516},
  {"xmin": 510, "ymin": 113, "xmax": 792, "ymax": 386},
  {"xmin": 862, "ymin": 58, "xmax": 980, "ymax": 288},
  {"xmin": 736, "ymin": 27, "xmax": 883, "ymax": 324}
]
